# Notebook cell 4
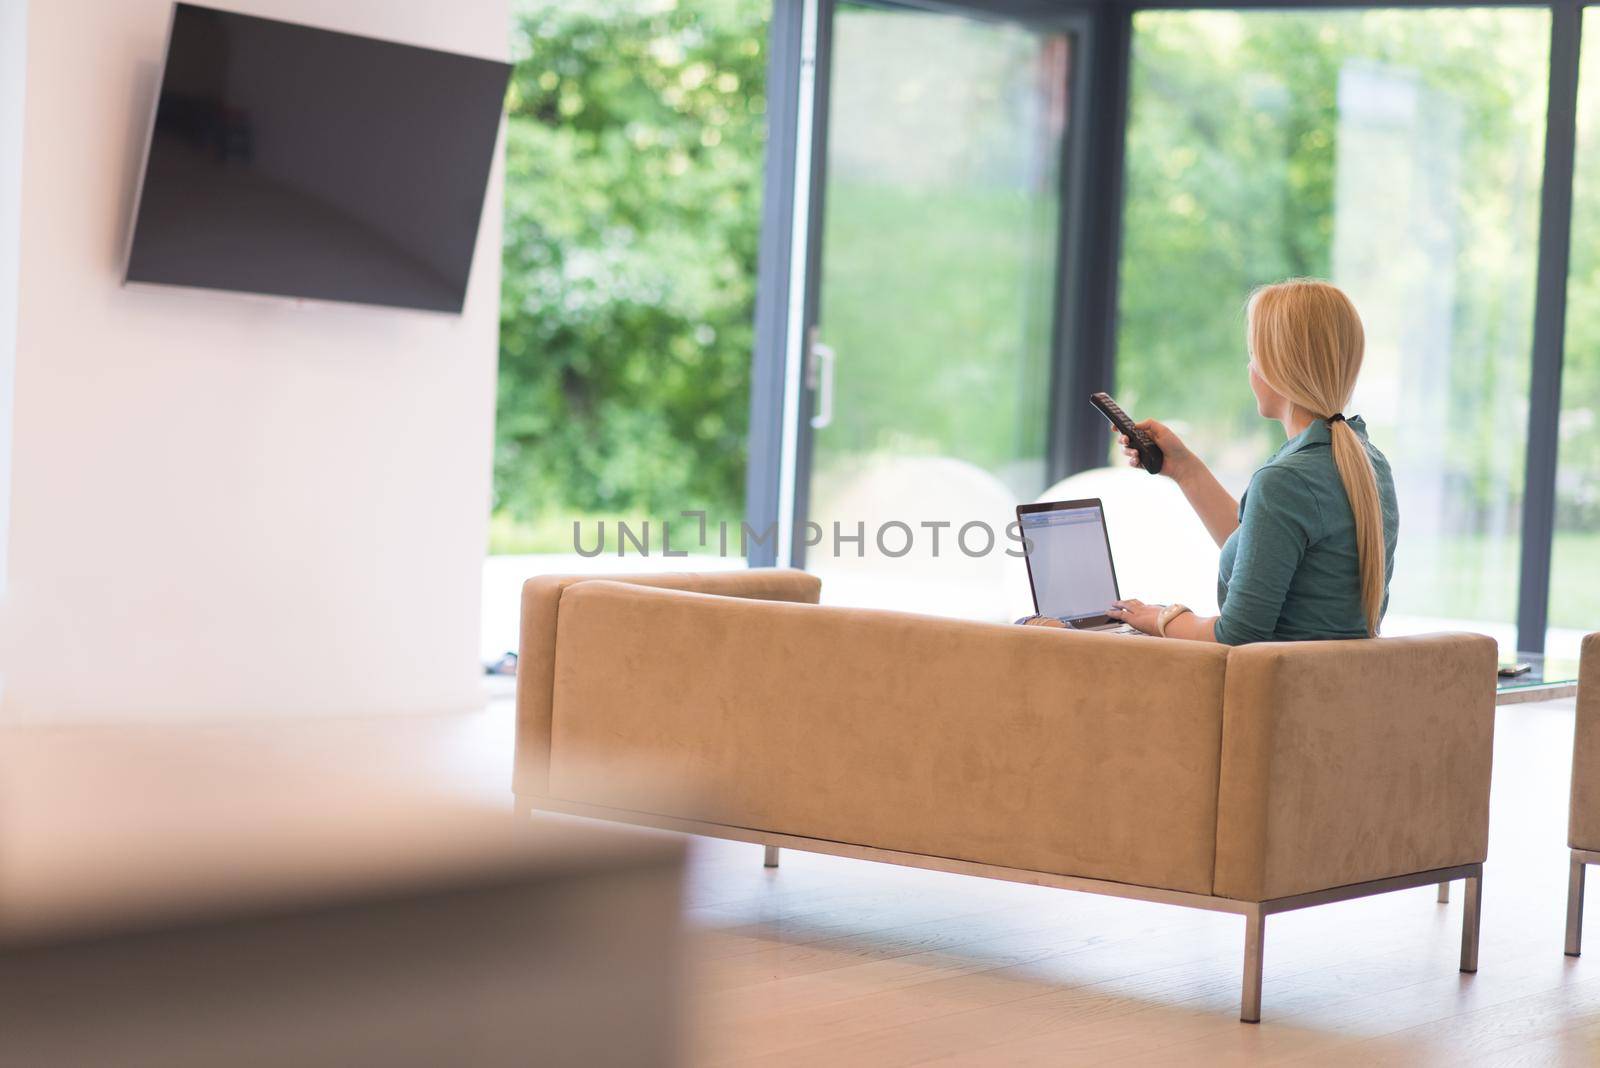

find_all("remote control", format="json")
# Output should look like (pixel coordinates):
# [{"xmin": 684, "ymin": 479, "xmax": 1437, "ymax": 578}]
[{"xmin": 1090, "ymin": 392, "xmax": 1164, "ymax": 475}]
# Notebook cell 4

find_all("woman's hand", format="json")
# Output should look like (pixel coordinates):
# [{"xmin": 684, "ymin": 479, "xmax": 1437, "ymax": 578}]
[
  {"xmin": 1019, "ymin": 615, "xmax": 1067, "ymax": 628},
  {"xmin": 1120, "ymin": 419, "xmax": 1195, "ymax": 482},
  {"xmin": 1107, "ymin": 599, "xmax": 1164, "ymax": 636}
]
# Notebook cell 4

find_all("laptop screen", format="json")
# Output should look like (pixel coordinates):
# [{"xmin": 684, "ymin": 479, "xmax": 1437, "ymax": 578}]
[{"xmin": 1018, "ymin": 502, "xmax": 1120, "ymax": 623}]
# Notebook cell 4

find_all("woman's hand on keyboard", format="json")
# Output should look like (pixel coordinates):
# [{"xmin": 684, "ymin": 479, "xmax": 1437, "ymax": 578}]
[{"xmin": 1107, "ymin": 599, "xmax": 1163, "ymax": 636}]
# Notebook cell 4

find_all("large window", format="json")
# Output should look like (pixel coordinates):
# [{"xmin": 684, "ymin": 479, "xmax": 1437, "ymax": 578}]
[
  {"xmin": 495, "ymin": 0, "xmax": 768, "ymax": 555},
  {"xmin": 1553, "ymin": 7, "xmax": 1600, "ymax": 660},
  {"xmin": 507, "ymin": 2, "xmax": 1600, "ymax": 656},
  {"xmin": 803, "ymin": 5, "xmax": 1070, "ymax": 619},
  {"xmin": 484, "ymin": 0, "xmax": 767, "ymax": 664},
  {"xmin": 1118, "ymin": 8, "xmax": 1550, "ymax": 642}
]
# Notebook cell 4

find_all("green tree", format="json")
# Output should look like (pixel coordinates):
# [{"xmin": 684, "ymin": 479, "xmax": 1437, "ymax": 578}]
[
  {"xmin": 496, "ymin": 0, "xmax": 768, "ymax": 549},
  {"xmin": 1120, "ymin": 9, "xmax": 1546, "ymax": 480}
]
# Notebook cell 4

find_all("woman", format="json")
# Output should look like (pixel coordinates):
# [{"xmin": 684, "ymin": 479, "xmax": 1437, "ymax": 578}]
[{"xmin": 1099, "ymin": 278, "xmax": 1397, "ymax": 644}]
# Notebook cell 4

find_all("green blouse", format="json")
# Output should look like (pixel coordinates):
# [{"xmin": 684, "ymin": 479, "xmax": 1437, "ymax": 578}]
[{"xmin": 1214, "ymin": 416, "xmax": 1399, "ymax": 646}]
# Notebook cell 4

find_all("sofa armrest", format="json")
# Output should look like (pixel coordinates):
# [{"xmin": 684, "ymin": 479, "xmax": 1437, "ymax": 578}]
[
  {"xmin": 1213, "ymin": 633, "xmax": 1498, "ymax": 901},
  {"xmin": 1568, "ymin": 633, "xmax": 1600, "ymax": 850},
  {"xmin": 513, "ymin": 569, "xmax": 821, "ymax": 797}
]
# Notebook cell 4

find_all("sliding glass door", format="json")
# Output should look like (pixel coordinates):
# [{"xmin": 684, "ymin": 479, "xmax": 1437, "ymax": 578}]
[{"xmin": 788, "ymin": 1, "xmax": 1078, "ymax": 621}]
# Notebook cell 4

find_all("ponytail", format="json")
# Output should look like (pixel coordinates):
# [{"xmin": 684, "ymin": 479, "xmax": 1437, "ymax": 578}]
[
  {"xmin": 1247, "ymin": 280, "xmax": 1385, "ymax": 636},
  {"xmin": 1327, "ymin": 417, "xmax": 1386, "ymax": 636}
]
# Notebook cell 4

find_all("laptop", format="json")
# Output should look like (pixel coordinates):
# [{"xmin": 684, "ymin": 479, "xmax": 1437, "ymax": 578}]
[{"xmin": 1016, "ymin": 498, "xmax": 1136, "ymax": 632}]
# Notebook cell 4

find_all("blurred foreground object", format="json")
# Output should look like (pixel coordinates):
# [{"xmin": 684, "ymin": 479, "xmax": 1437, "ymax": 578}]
[{"xmin": 0, "ymin": 729, "xmax": 686, "ymax": 1068}]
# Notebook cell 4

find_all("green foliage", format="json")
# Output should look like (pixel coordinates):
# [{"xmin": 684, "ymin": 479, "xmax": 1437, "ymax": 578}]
[
  {"xmin": 495, "ymin": 0, "xmax": 767, "ymax": 540},
  {"xmin": 808, "ymin": 9, "xmax": 1059, "ymax": 498},
  {"xmin": 1119, "ymin": 9, "xmax": 1549, "ymax": 482},
  {"xmin": 1561, "ymin": 14, "xmax": 1600, "ymax": 539},
  {"xmin": 814, "ymin": 185, "xmax": 1053, "ymax": 490}
]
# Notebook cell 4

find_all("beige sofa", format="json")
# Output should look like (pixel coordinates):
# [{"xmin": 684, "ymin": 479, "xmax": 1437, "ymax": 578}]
[
  {"xmin": 1566, "ymin": 633, "xmax": 1600, "ymax": 955},
  {"xmin": 514, "ymin": 569, "xmax": 1498, "ymax": 1022}
]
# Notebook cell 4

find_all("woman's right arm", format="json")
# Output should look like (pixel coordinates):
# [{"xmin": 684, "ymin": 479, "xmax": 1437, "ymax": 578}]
[{"xmin": 1120, "ymin": 419, "xmax": 1240, "ymax": 548}]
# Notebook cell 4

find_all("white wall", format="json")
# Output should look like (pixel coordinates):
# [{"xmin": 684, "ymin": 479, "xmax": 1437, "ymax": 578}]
[
  {"xmin": 0, "ymin": 0, "xmax": 27, "ymax": 606},
  {"xmin": 0, "ymin": 0, "xmax": 508, "ymax": 722}
]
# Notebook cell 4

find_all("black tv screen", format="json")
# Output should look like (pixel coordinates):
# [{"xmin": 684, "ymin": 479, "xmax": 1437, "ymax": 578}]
[{"xmin": 125, "ymin": 4, "xmax": 511, "ymax": 313}]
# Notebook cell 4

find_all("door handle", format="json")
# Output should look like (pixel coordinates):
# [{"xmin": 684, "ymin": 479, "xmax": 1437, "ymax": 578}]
[{"xmin": 806, "ymin": 329, "xmax": 835, "ymax": 430}]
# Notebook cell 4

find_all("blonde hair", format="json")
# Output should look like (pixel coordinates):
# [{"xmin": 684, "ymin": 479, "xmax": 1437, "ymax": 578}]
[{"xmin": 1247, "ymin": 279, "xmax": 1385, "ymax": 636}]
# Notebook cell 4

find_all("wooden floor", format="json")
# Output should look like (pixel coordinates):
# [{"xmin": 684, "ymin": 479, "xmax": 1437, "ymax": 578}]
[
  {"xmin": 680, "ymin": 696, "xmax": 1600, "ymax": 1066},
  {"xmin": 9, "ymin": 687, "xmax": 1597, "ymax": 1064}
]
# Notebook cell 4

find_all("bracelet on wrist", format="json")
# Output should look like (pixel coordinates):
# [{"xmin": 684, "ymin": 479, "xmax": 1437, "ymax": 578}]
[{"xmin": 1156, "ymin": 603, "xmax": 1192, "ymax": 638}]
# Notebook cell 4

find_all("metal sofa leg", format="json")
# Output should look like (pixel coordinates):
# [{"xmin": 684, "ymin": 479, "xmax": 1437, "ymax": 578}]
[
  {"xmin": 1568, "ymin": 852, "xmax": 1587, "ymax": 957},
  {"xmin": 1437, "ymin": 880, "xmax": 1450, "ymax": 903},
  {"xmin": 1461, "ymin": 868, "xmax": 1482, "ymax": 973},
  {"xmin": 1241, "ymin": 907, "xmax": 1265, "ymax": 1023},
  {"xmin": 763, "ymin": 845, "xmax": 780, "ymax": 868}
]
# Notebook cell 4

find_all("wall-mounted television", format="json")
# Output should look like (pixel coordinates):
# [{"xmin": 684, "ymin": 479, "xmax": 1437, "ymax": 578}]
[{"xmin": 124, "ymin": 4, "xmax": 511, "ymax": 313}]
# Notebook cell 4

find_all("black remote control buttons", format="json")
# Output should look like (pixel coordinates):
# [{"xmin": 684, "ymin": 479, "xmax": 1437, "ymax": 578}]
[{"xmin": 1089, "ymin": 392, "xmax": 1164, "ymax": 475}]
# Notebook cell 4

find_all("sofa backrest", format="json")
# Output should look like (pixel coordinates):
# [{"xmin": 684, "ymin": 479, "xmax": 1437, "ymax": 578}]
[
  {"xmin": 514, "ymin": 569, "xmax": 821, "ymax": 797},
  {"xmin": 1569, "ymin": 633, "xmax": 1600, "ymax": 852},
  {"xmin": 1213, "ymin": 632, "xmax": 1498, "ymax": 901},
  {"xmin": 543, "ymin": 581, "xmax": 1232, "ymax": 896}
]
